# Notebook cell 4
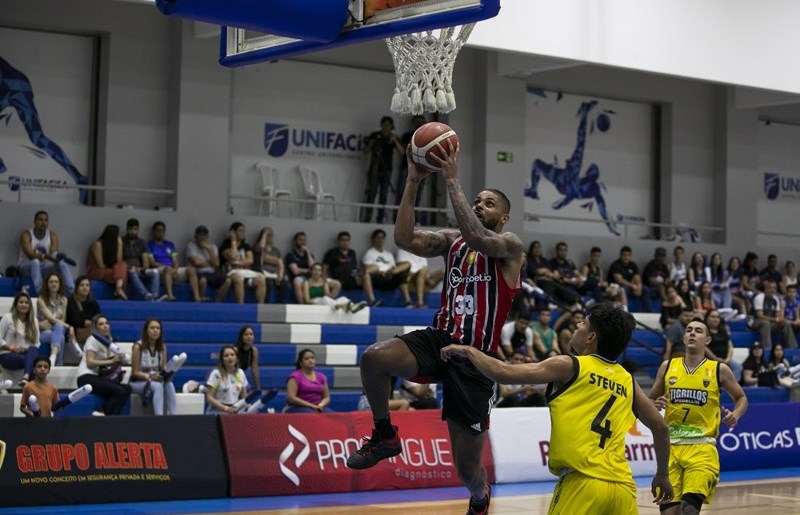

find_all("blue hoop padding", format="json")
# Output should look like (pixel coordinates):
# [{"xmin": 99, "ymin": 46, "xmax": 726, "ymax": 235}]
[
  {"xmin": 218, "ymin": 0, "xmax": 501, "ymax": 67},
  {"xmin": 155, "ymin": 0, "xmax": 350, "ymax": 43}
]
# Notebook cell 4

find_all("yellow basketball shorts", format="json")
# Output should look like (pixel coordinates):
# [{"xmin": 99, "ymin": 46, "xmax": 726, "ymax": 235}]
[
  {"xmin": 668, "ymin": 444, "xmax": 719, "ymax": 504},
  {"xmin": 548, "ymin": 472, "xmax": 637, "ymax": 515}
]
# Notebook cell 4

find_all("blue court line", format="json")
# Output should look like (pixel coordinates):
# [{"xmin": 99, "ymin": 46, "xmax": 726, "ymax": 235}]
[{"xmin": 1, "ymin": 467, "xmax": 798, "ymax": 515}]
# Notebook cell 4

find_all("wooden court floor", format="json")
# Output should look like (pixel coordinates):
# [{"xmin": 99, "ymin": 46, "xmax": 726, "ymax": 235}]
[{"xmin": 188, "ymin": 477, "xmax": 800, "ymax": 515}]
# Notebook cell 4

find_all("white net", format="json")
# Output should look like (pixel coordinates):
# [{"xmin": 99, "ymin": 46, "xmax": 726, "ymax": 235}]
[{"xmin": 385, "ymin": 23, "xmax": 474, "ymax": 115}]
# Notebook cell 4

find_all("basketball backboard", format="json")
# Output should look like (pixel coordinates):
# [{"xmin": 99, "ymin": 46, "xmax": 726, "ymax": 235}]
[{"xmin": 218, "ymin": 0, "xmax": 500, "ymax": 67}]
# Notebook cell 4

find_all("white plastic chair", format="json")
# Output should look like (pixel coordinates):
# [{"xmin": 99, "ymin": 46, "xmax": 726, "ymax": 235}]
[
  {"xmin": 296, "ymin": 165, "xmax": 336, "ymax": 220},
  {"xmin": 255, "ymin": 162, "xmax": 292, "ymax": 217}
]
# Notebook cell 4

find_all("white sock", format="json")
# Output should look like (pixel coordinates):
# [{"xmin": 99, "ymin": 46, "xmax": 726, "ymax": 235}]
[{"xmin": 50, "ymin": 355, "xmax": 56, "ymax": 367}]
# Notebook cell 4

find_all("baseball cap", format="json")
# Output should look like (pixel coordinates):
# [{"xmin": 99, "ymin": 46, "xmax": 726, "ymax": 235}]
[{"xmin": 195, "ymin": 225, "xmax": 209, "ymax": 234}]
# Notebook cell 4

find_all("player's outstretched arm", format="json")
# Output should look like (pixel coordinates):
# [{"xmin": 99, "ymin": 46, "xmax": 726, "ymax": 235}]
[
  {"xmin": 394, "ymin": 146, "xmax": 458, "ymax": 258},
  {"xmin": 432, "ymin": 142, "xmax": 523, "ymax": 260},
  {"xmin": 719, "ymin": 363, "xmax": 748, "ymax": 428},
  {"xmin": 440, "ymin": 344, "xmax": 573, "ymax": 385},
  {"xmin": 633, "ymin": 381, "xmax": 674, "ymax": 505}
]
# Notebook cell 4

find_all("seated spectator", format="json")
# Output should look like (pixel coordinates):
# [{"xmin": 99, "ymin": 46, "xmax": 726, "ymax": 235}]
[
  {"xmin": 363, "ymin": 228, "xmax": 412, "ymax": 307},
  {"xmin": 676, "ymin": 278, "xmax": 693, "ymax": 309},
  {"xmin": 287, "ymin": 232, "xmax": 342, "ymax": 304},
  {"xmin": 66, "ymin": 275, "xmax": 100, "ymax": 346},
  {"xmin": 663, "ymin": 307, "xmax": 694, "ymax": 360},
  {"xmin": 253, "ymin": 227, "xmax": 289, "ymax": 303},
  {"xmin": 234, "ymin": 325, "xmax": 260, "ymax": 391},
  {"xmin": 740, "ymin": 342, "xmax": 769, "ymax": 387},
  {"xmin": 302, "ymin": 263, "xmax": 366, "ymax": 313},
  {"xmin": 122, "ymin": 218, "xmax": 160, "ymax": 301},
  {"xmin": 37, "ymin": 271, "xmax": 80, "ymax": 366},
  {"xmin": 739, "ymin": 252, "xmax": 761, "ymax": 303},
  {"xmin": 704, "ymin": 310, "xmax": 742, "ymax": 381},
  {"xmin": 687, "ymin": 252, "xmax": 709, "ymax": 291},
  {"xmin": 220, "ymin": 222, "xmax": 266, "ymax": 304},
  {"xmin": 527, "ymin": 240, "xmax": 580, "ymax": 308},
  {"xmin": 20, "ymin": 356, "xmax": 59, "ymax": 417},
  {"xmin": 727, "ymin": 257, "xmax": 748, "ymax": 315},
  {"xmin": 692, "ymin": 281, "xmax": 716, "ymax": 317},
  {"xmin": 18, "ymin": 210, "xmax": 75, "ymax": 296},
  {"xmin": 130, "ymin": 319, "xmax": 177, "ymax": 416},
  {"xmin": 86, "ymin": 224, "xmax": 128, "ymax": 300},
  {"xmin": 642, "ymin": 247, "xmax": 670, "ymax": 301},
  {"xmin": 186, "ymin": 225, "xmax": 231, "ymax": 302},
  {"xmin": 781, "ymin": 260, "xmax": 798, "ymax": 297},
  {"xmin": 284, "ymin": 348, "xmax": 332, "ymax": 413},
  {"xmin": 668, "ymin": 245, "xmax": 687, "ymax": 285},
  {"xmin": 77, "ymin": 314, "xmax": 132, "ymax": 416},
  {"xmin": 557, "ymin": 310, "xmax": 585, "ymax": 355},
  {"xmin": 531, "ymin": 308, "xmax": 558, "ymax": 360},
  {"xmin": 767, "ymin": 344, "xmax": 796, "ymax": 388},
  {"xmin": 607, "ymin": 245, "xmax": 651, "ymax": 312},
  {"xmin": 398, "ymin": 378, "xmax": 438, "ymax": 410},
  {"xmin": 357, "ymin": 376, "xmax": 411, "ymax": 411},
  {"xmin": 784, "ymin": 285, "xmax": 800, "ymax": 337},
  {"xmin": 148, "ymin": 221, "xmax": 198, "ymax": 302},
  {"xmin": 581, "ymin": 246, "xmax": 626, "ymax": 307},
  {"xmin": 0, "ymin": 292, "xmax": 40, "ymax": 386},
  {"xmin": 549, "ymin": 242, "xmax": 588, "ymax": 305},
  {"xmin": 495, "ymin": 352, "xmax": 546, "ymax": 407},
  {"xmin": 659, "ymin": 285, "xmax": 685, "ymax": 329},
  {"xmin": 205, "ymin": 345, "xmax": 248, "ymax": 414},
  {"xmin": 396, "ymin": 247, "xmax": 444, "ymax": 309},
  {"xmin": 760, "ymin": 254, "xmax": 782, "ymax": 286},
  {"xmin": 750, "ymin": 280, "xmax": 797, "ymax": 349},
  {"xmin": 499, "ymin": 313, "xmax": 540, "ymax": 361},
  {"xmin": 323, "ymin": 231, "xmax": 378, "ymax": 306},
  {"xmin": 708, "ymin": 252, "xmax": 732, "ymax": 309}
]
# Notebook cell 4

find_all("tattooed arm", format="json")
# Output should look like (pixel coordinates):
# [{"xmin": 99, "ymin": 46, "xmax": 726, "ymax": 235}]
[{"xmin": 394, "ymin": 147, "xmax": 459, "ymax": 257}]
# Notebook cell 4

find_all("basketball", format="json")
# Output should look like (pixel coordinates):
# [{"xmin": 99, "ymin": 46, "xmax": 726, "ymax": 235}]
[{"xmin": 410, "ymin": 122, "xmax": 459, "ymax": 171}]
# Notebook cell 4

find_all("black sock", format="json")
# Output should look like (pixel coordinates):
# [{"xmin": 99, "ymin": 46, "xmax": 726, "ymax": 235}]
[{"xmin": 374, "ymin": 417, "xmax": 395, "ymax": 439}]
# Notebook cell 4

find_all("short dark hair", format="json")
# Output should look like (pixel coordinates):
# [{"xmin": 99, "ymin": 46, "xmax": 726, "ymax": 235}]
[
  {"xmin": 485, "ymin": 188, "xmax": 511, "ymax": 214},
  {"xmin": 788, "ymin": 284, "xmax": 798, "ymax": 292},
  {"xmin": 337, "ymin": 231, "xmax": 351, "ymax": 240},
  {"xmin": 586, "ymin": 302, "xmax": 635, "ymax": 361},
  {"xmin": 126, "ymin": 218, "xmax": 139, "ymax": 228},
  {"xmin": 680, "ymin": 306, "xmax": 695, "ymax": 314},
  {"xmin": 372, "ymin": 228, "xmax": 386, "ymax": 239},
  {"xmin": 152, "ymin": 221, "xmax": 165, "ymax": 232},
  {"xmin": 590, "ymin": 246, "xmax": 601, "ymax": 254},
  {"xmin": 293, "ymin": 232, "xmax": 306, "ymax": 242},
  {"xmin": 380, "ymin": 115, "xmax": 394, "ymax": 128},
  {"xmin": 556, "ymin": 241, "xmax": 568, "ymax": 250},
  {"xmin": 34, "ymin": 210, "xmax": 48, "ymax": 220},
  {"xmin": 620, "ymin": 246, "xmax": 632, "ymax": 254},
  {"xmin": 33, "ymin": 356, "xmax": 51, "ymax": 369}
]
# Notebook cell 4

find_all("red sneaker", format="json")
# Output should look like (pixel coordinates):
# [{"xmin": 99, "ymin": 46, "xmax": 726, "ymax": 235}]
[
  {"xmin": 346, "ymin": 427, "xmax": 401, "ymax": 470},
  {"xmin": 466, "ymin": 483, "xmax": 491, "ymax": 515}
]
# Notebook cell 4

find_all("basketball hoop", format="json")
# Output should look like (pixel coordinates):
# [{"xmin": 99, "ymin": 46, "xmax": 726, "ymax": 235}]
[{"xmin": 385, "ymin": 23, "xmax": 474, "ymax": 115}]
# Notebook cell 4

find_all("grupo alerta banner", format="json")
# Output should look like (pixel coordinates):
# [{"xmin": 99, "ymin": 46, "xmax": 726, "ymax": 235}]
[
  {"xmin": 0, "ymin": 416, "xmax": 228, "ymax": 506},
  {"xmin": 221, "ymin": 410, "xmax": 495, "ymax": 497},
  {"xmin": 718, "ymin": 402, "xmax": 800, "ymax": 471}
]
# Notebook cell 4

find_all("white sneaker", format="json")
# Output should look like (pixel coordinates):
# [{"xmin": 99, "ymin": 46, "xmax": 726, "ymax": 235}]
[{"xmin": 91, "ymin": 411, "xmax": 105, "ymax": 417}]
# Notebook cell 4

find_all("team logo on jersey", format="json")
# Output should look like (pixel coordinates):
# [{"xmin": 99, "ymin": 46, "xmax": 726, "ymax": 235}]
[
  {"xmin": 703, "ymin": 378, "xmax": 711, "ymax": 387},
  {"xmin": 467, "ymin": 251, "xmax": 477, "ymax": 265},
  {"xmin": 668, "ymin": 376, "xmax": 677, "ymax": 385}
]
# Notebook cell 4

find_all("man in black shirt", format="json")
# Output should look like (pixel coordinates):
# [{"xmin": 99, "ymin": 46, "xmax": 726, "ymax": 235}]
[
  {"xmin": 361, "ymin": 116, "xmax": 404, "ymax": 223},
  {"xmin": 322, "ymin": 231, "xmax": 379, "ymax": 306},
  {"xmin": 122, "ymin": 218, "xmax": 160, "ymax": 300},
  {"xmin": 643, "ymin": 247, "xmax": 671, "ymax": 301},
  {"xmin": 608, "ymin": 245, "xmax": 652, "ymax": 312}
]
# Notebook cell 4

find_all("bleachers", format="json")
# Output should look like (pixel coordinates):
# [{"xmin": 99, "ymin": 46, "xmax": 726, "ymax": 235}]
[{"xmin": 1, "ymin": 276, "xmax": 799, "ymax": 415}]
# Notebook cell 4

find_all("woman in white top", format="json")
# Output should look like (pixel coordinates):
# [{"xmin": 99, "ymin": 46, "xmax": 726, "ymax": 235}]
[
  {"xmin": 0, "ymin": 292, "xmax": 40, "ymax": 385},
  {"xmin": 205, "ymin": 345, "xmax": 248, "ymax": 414},
  {"xmin": 77, "ymin": 314, "xmax": 132, "ymax": 416},
  {"xmin": 37, "ymin": 271, "xmax": 80, "ymax": 366},
  {"xmin": 130, "ymin": 318, "xmax": 177, "ymax": 415},
  {"xmin": 668, "ymin": 245, "xmax": 687, "ymax": 284}
]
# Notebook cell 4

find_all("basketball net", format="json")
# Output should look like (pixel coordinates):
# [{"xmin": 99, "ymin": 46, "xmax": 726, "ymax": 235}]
[{"xmin": 385, "ymin": 23, "xmax": 474, "ymax": 115}]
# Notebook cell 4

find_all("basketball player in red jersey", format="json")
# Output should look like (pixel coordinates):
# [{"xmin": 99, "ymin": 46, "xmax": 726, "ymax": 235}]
[{"xmin": 347, "ymin": 139, "xmax": 523, "ymax": 515}]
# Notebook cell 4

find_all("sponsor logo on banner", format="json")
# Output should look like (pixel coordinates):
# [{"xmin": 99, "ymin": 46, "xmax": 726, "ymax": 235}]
[
  {"xmin": 719, "ymin": 427, "xmax": 800, "ymax": 452},
  {"xmin": 264, "ymin": 122, "xmax": 367, "ymax": 160},
  {"xmin": 279, "ymin": 425, "xmax": 311, "ymax": 486},
  {"xmin": 7, "ymin": 176, "xmax": 69, "ymax": 193},
  {"xmin": 763, "ymin": 171, "xmax": 800, "ymax": 201}
]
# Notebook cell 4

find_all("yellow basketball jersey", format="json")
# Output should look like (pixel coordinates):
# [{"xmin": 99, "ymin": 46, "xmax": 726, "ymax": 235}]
[
  {"xmin": 663, "ymin": 357, "xmax": 721, "ymax": 444},
  {"xmin": 546, "ymin": 355, "xmax": 636, "ymax": 494}
]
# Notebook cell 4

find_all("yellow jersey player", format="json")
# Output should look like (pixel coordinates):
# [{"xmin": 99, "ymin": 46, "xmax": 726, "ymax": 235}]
[
  {"xmin": 441, "ymin": 302, "xmax": 674, "ymax": 515},
  {"xmin": 650, "ymin": 319, "xmax": 748, "ymax": 515}
]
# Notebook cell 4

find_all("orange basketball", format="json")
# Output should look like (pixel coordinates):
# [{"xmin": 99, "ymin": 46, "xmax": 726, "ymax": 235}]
[{"xmin": 410, "ymin": 122, "xmax": 459, "ymax": 171}]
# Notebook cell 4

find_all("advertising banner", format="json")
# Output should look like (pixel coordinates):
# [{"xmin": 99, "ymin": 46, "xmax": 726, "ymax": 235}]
[
  {"xmin": 718, "ymin": 402, "xmax": 800, "ymax": 471},
  {"xmin": 221, "ymin": 410, "xmax": 495, "ymax": 497},
  {"xmin": 0, "ymin": 416, "xmax": 228, "ymax": 507}
]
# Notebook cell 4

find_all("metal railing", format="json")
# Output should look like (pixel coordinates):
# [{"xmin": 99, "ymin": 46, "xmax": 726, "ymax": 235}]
[{"xmin": 0, "ymin": 179, "xmax": 176, "ymax": 205}]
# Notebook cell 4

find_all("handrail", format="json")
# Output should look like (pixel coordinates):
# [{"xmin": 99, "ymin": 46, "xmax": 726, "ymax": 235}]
[{"xmin": 0, "ymin": 179, "xmax": 176, "ymax": 203}]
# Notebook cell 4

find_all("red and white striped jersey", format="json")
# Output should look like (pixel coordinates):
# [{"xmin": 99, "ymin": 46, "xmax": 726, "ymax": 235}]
[{"xmin": 433, "ymin": 237, "xmax": 520, "ymax": 352}]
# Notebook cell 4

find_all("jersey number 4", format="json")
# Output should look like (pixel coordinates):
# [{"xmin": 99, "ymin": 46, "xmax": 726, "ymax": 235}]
[
  {"xmin": 454, "ymin": 294, "xmax": 475, "ymax": 315},
  {"xmin": 591, "ymin": 395, "xmax": 618, "ymax": 449}
]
